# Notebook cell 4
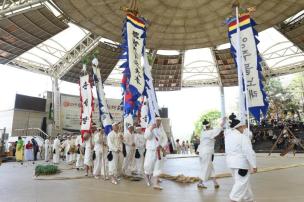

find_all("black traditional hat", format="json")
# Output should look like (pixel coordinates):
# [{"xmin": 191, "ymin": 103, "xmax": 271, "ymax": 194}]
[
  {"xmin": 229, "ymin": 113, "xmax": 241, "ymax": 128},
  {"xmin": 202, "ymin": 119, "xmax": 210, "ymax": 126}
]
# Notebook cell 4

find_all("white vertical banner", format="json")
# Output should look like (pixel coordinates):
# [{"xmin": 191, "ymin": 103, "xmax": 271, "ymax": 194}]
[
  {"xmin": 79, "ymin": 75, "xmax": 94, "ymax": 133},
  {"xmin": 140, "ymin": 97, "xmax": 148, "ymax": 129},
  {"xmin": 52, "ymin": 78, "xmax": 61, "ymax": 130},
  {"xmin": 227, "ymin": 13, "xmax": 268, "ymax": 121},
  {"xmin": 230, "ymin": 26, "xmax": 264, "ymax": 108}
]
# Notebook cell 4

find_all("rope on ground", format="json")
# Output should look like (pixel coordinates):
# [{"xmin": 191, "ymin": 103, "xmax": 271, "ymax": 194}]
[{"xmin": 159, "ymin": 163, "xmax": 304, "ymax": 183}]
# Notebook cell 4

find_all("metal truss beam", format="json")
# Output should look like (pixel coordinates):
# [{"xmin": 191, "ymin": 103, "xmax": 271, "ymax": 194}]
[
  {"xmin": 8, "ymin": 56, "xmax": 51, "ymax": 76},
  {"xmin": 0, "ymin": 0, "xmax": 47, "ymax": 18},
  {"xmin": 51, "ymin": 33, "xmax": 101, "ymax": 78},
  {"xmin": 261, "ymin": 42, "xmax": 304, "ymax": 61},
  {"xmin": 36, "ymin": 42, "xmax": 67, "ymax": 59},
  {"xmin": 264, "ymin": 62, "xmax": 304, "ymax": 78}
]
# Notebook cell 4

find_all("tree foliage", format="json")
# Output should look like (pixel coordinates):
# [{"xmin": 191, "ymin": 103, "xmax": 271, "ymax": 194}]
[
  {"xmin": 265, "ymin": 77, "xmax": 301, "ymax": 120},
  {"xmin": 193, "ymin": 110, "xmax": 221, "ymax": 137}
]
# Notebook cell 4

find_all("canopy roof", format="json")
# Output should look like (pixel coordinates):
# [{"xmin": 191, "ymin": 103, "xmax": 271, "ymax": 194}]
[
  {"xmin": 53, "ymin": 0, "xmax": 304, "ymax": 50},
  {"xmin": 0, "ymin": 0, "xmax": 304, "ymax": 91}
]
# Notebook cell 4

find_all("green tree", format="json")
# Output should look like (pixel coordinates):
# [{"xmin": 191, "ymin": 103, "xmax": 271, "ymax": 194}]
[
  {"xmin": 287, "ymin": 72, "xmax": 304, "ymax": 119},
  {"xmin": 192, "ymin": 110, "xmax": 221, "ymax": 140},
  {"xmin": 265, "ymin": 78, "xmax": 300, "ymax": 120}
]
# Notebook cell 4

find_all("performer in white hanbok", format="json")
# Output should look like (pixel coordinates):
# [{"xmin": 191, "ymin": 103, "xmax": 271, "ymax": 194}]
[
  {"xmin": 83, "ymin": 132, "xmax": 94, "ymax": 177},
  {"xmin": 93, "ymin": 128, "xmax": 104, "ymax": 179},
  {"xmin": 107, "ymin": 122, "xmax": 123, "ymax": 184},
  {"xmin": 144, "ymin": 117, "xmax": 168, "ymax": 190},
  {"xmin": 52, "ymin": 136, "xmax": 61, "ymax": 164},
  {"xmin": 70, "ymin": 136, "xmax": 77, "ymax": 163},
  {"xmin": 197, "ymin": 119, "xmax": 224, "ymax": 189},
  {"xmin": 61, "ymin": 136, "xmax": 71, "ymax": 163},
  {"xmin": 75, "ymin": 134, "xmax": 84, "ymax": 170},
  {"xmin": 123, "ymin": 125, "xmax": 136, "ymax": 176},
  {"xmin": 44, "ymin": 138, "xmax": 50, "ymax": 162},
  {"xmin": 135, "ymin": 127, "xmax": 146, "ymax": 175},
  {"xmin": 225, "ymin": 114, "xmax": 257, "ymax": 202}
]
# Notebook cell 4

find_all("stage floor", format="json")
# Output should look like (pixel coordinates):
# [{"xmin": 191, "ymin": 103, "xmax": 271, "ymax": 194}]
[{"xmin": 1, "ymin": 154, "xmax": 304, "ymax": 202}]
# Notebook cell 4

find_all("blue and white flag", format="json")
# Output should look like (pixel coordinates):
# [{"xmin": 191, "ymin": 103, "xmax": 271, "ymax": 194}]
[
  {"xmin": 143, "ymin": 52, "xmax": 160, "ymax": 124},
  {"xmin": 227, "ymin": 14, "xmax": 268, "ymax": 121},
  {"xmin": 120, "ymin": 13, "xmax": 147, "ymax": 116},
  {"xmin": 92, "ymin": 58, "xmax": 113, "ymax": 135}
]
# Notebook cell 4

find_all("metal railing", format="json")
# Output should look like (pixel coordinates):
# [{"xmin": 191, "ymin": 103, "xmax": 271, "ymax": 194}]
[{"xmin": 13, "ymin": 128, "xmax": 49, "ymax": 140}]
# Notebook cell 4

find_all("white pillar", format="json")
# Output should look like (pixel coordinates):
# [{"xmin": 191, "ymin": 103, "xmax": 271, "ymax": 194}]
[
  {"xmin": 220, "ymin": 86, "xmax": 226, "ymax": 118},
  {"xmin": 52, "ymin": 78, "xmax": 61, "ymax": 134}
]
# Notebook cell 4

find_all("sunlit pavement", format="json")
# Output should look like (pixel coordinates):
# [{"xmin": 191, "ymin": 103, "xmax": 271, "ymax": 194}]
[{"xmin": 0, "ymin": 154, "xmax": 303, "ymax": 202}]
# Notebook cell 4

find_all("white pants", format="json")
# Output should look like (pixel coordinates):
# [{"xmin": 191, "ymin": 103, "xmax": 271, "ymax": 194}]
[
  {"xmin": 84, "ymin": 148, "xmax": 93, "ymax": 167},
  {"xmin": 44, "ymin": 147, "xmax": 49, "ymax": 161},
  {"xmin": 144, "ymin": 149, "xmax": 164, "ymax": 176},
  {"xmin": 230, "ymin": 168, "xmax": 254, "ymax": 202},
  {"xmin": 108, "ymin": 151, "xmax": 123, "ymax": 177},
  {"xmin": 53, "ymin": 149, "xmax": 60, "ymax": 164},
  {"xmin": 199, "ymin": 153, "xmax": 215, "ymax": 181},
  {"xmin": 101, "ymin": 151, "xmax": 109, "ymax": 177},
  {"xmin": 76, "ymin": 154, "xmax": 84, "ymax": 168},
  {"xmin": 135, "ymin": 148, "xmax": 145, "ymax": 175},
  {"xmin": 123, "ymin": 146, "xmax": 136, "ymax": 174},
  {"xmin": 93, "ymin": 151, "xmax": 102, "ymax": 176},
  {"xmin": 72, "ymin": 153, "xmax": 76, "ymax": 162}
]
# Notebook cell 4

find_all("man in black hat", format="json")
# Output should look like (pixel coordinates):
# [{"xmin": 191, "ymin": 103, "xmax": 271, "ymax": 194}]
[
  {"xmin": 197, "ymin": 119, "xmax": 225, "ymax": 189},
  {"xmin": 224, "ymin": 114, "xmax": 257, "ymax": 202}
]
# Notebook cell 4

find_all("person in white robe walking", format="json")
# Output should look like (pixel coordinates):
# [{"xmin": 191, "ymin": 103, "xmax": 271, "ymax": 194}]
[
  {"xmin": 144, "ymin": 117, "xmax": 168, "ymax": 190},
  {"xmin": 83, "ymin": 132, "xmax": 94, "ymax": 177},
  {"xmin": 52, "ymin": 136, "xmax": 61, "ymax": 164},
  {"xmin": 93, "ymin": 128, "xmax": 104, "ymax": 179},
  {"xmin": 75, "ymin": 134, "xmax": 84, "ymax": 170},
  {"xmin": 225, "ymin": 114, "xmax": 257, "ymax": 202},
  {"xmin": 44, "ymin": 138, "xmax": 50, "ymax": 162},
  {"xmin": 107, "ymin": 122, "xmax": 123, "ymax": 184},
  {"xmin": 135, "ymin": 127, "xmax": 146, "ymax": 175},
  {"xmin": 197, "ymin": 119, "xmax": 225, "ymax": 189},
  {"xmin": 123, "ymin": 125, "xmax": 136, "ymax": 176},
  {"xmin": 61, "ymin": 136, "xmax": 70, "ymax": 163}
]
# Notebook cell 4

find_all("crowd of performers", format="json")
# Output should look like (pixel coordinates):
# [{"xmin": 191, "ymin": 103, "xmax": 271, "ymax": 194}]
[
  {"xmin": 15, "ymin": 113, "xmax": 257, "ymax": 201},
  {"xmin": 43, "ymin": 117, "xmax": 167, "ymax": 189}
]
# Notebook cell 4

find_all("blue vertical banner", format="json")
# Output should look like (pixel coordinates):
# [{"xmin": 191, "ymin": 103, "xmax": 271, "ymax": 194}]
[
  {"xmin": 120, "ymin": 13, "xmax": 147, "ymax": 117},
  {"xmin": 92, "ymin": 58, "xmax": 113, "ymax": 135}
]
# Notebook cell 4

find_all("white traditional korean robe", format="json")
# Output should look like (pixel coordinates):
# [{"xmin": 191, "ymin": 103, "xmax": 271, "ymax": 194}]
[
  {"xmin": 224, "ymin": 128, "xmax": 256, "ymax": 202},
  {"xmin": 44, "ymin": 139, "xmax": 50, "ymax": 162},
  {"xmin": 144, "ymin": 125, "xmax": 168, "ymax": 177},
  {"xmin": 61, "ymin": 139, "xmax": 70, "ymax": 163},
  {"xmin": 52, "ymin": 138, "xmax": 61, "ymax": 164},
  {"xmin": 93, "ymin": 131, "xmax": 103, "ymax": 176},
  {"xmin": 197, "ymin": 128, "xmax": 222, "ymax": 181},
  {"xmin": 75, "ymin": 135, "xmax": 84, "ymax": 169},
  {"xmin": 135, "ymin": 132, "xmax": 146, "ymax": 175},
  {"xmin": 107, "ymin": 130, "xmax": 123, "ymax": 176},
  {"xmin": 84, "ymin": 136, "xmax": 93, "ymax": 167},
  {"xmin": 123, "ymin": 131, "xmax": 136, "ymax": 175}
]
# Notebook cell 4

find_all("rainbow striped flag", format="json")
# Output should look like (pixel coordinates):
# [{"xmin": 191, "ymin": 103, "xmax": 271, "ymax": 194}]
[{"xmin": 228, "ymin": 14, "xmax": 251, "ymax": 34}]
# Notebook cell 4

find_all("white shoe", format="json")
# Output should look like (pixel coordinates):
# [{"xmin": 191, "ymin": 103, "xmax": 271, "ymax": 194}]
[
  {"xmin": 153, "ymin": 185, "xmax": 163, "ymax": 190},
  {"xmin": 111, "ymin": 179, "xmax": 118, "ymax": 185}
]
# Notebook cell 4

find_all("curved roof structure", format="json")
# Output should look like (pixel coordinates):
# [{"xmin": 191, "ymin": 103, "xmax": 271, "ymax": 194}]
[
  {"xmin": 53, "ymin": 0, "xmax": 304, "ymax": 50},
  {"xmin": 0, "ymin": 0, "xmax": 304, "ymax": 91}
]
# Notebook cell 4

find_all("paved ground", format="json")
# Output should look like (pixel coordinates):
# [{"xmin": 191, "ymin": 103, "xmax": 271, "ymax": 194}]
[{"xmin": 0, "ymin": 154, "xmax": 304, "ymax": 202}]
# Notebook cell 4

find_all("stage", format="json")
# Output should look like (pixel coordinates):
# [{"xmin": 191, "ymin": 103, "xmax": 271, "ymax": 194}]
[{"xmin": 1, "ymin": 154, "xmax": 303, "ymax": 202}]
